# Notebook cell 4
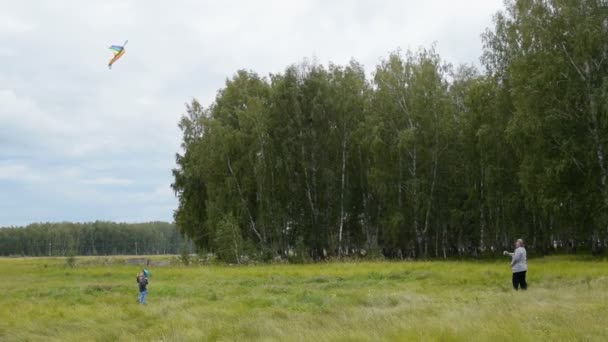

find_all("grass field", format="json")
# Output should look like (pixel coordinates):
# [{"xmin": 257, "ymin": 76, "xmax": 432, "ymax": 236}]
[{"xmin": 0, "ymin": 256, "xmax": 607, "ymax": 341}]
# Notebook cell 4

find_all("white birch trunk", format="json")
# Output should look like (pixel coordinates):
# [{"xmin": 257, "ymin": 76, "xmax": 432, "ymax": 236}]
[
  {"xmin": 338, "ymin": 138, "xmax": 347, "ymax": 256},
  {"xmin": 227, "ymin": 157, "xmax": 264, "ymax": 243}
]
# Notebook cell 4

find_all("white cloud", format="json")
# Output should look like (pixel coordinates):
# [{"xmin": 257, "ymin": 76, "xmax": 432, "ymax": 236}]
[
  {"xmin": 0, "ymin": 0, "xmax": 504, "ymax": 226},
  {"xmin": 81, "ymin": 177, "xmax": 134, "ymax": 186},
  {"xmin": 0, "ymin": 12, "xmax": 33, "ymax": 35},
  {"xmin": 0, "ymin": 89, "xmax": 73, "ymax": 134},
  {"xmin": 0, "ymin": 163, "xmax": 46, "ymax": 182}
]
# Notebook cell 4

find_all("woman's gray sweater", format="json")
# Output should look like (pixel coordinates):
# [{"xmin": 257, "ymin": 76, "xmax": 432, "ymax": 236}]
[{"xmin": 511, "ymin": 247, "xmax": 527, "ymax": 273}]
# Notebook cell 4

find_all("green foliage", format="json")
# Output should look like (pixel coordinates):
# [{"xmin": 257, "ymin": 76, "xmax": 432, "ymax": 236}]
[
  {"xmin": 482, "ymin": 0, "xmax": 608, "ymax": 254},
  {"xmin": 171, "ymin": 0, "xmax": 608, "ymax": 260},
  {"xmin": 289, "ymin": 236, "xmax": 312, "ymax": 264},
  {"xmin": 0, "ymin": 222, "xmax": 187, "ymax": 256},
  {"xmin": 179, "ymin": 246, "xmax": 191, "ymax": 266},
  {"xmin": 65, "ymin": 253, "xmax": 77, "ymax": 268},
  {"xmin": 213, "ymin": 214, "xmax": 244, "ymax": 264}
]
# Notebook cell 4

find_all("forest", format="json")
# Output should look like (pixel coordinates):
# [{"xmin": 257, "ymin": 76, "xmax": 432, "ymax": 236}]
[
  {"xmin": 0, "ymin": 222, "xmax": 187, "ymax": 256},
  {"xmin": 171, "ymin": 0, "xmax": 608, "ymax": 262}
]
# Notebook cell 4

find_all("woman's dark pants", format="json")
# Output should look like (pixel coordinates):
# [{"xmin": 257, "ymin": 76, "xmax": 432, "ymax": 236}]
[{"xmin": 512, "ymin": 271, "xmax": 527, "ymax": 290}]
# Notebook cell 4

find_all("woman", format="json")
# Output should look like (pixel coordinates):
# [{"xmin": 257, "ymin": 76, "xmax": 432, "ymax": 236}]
[{"xmin": 504, "ymin": 239, "xmax": 527, "ymax": 290}]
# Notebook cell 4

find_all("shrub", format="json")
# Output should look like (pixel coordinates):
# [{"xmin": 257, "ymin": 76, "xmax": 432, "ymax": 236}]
[
  {"xmin": 65, "ymin": 252, "xmax": 77, "ymax": 268},
  {"xmin": 179, "ymin": 246, "xmax": 191, "ymax": 266},
  {"xmin": 213, "ymin": 214, "xmax": 244, "ymax": 264},
  {"xmin": 289, "ymin": 237, "xmax": 311, "ymax": 264}
]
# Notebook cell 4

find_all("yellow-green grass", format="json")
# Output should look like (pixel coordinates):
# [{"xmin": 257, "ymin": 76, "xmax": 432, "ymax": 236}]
[{"xmin": 0, "ymin": 256, "xmax": 606, "ymax": 341}]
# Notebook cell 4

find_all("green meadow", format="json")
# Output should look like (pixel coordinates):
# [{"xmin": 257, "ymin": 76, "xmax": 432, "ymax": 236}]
[{"xmin": 0, "ymin": 256, "xmax": 607, "ymax": 341}]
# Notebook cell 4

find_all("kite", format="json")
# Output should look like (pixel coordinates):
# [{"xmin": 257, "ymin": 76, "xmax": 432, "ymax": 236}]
[{"xmin": 108, "ymin": 40, "xmax": 128, "ymax": 69}]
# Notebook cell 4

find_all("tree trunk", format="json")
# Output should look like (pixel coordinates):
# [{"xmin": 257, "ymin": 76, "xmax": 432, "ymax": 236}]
[
  {"xmin": 421, "ymin": 146, "xmax": 437, "ymax": 259},
  {"xmin": 435, "ymin": 227, "xmax": 439, "ymax": 258},
  {"xmin": 590, "ymin": 94, "xmax": 608, "ymax": 203},
  {"xmin": 338, "ymin": 138, "xmax": 347, "ymax": 256},
  {"xmin": 301, "ymin": 142, "xmax": 316, "ymax": 223},
  {"xmin": 409, "ymin": 145, "xmax": 419, "ymax": 258},
  {"xmin": 442, "ymin": 224, "xmax": 447, "ymax": 259},
  {"xmin": 227, "ymin": 156, "xmax": 264, "ymax": 243},
  {"xmin": 232, "ymin": 223, "xmax": 240, "ymax": 264},
  {"xmin": 479, "ymin": 166, "xmax": 486, "ymax": 253},
  {"xmin": 398, "ymin": 153, "xmax": 403, "ymax": 209}
]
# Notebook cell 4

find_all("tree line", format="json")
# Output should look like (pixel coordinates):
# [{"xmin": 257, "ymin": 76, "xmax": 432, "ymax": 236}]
[
  {"xmin": 172, "ymin": 0, "xmax": 608, "ymax": 262},
  {"xmin": 0, "ymin": 222, "xmax": 189, "ymax": 256}
]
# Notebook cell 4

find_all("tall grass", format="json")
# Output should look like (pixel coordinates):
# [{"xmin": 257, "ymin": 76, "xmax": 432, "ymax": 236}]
[{"xmin": 0, "ymin": 256, "xmax": 606, "ymax": 341}]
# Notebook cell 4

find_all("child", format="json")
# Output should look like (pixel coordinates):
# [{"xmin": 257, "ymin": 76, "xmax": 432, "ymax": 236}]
[{"xmin": 136, "ymin": 270, "xmax": 149, "ymax": 304}]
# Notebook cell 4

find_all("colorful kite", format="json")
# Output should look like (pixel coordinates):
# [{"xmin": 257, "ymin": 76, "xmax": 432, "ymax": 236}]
[{"xmin": 108, "ymin": 40, "xmax": 128, "ymax": 69}]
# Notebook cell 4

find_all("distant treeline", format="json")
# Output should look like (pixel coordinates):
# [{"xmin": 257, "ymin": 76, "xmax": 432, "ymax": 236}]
[{"xmin": 0, "ymin": 222, "xmax": 190, "ymax": 256}]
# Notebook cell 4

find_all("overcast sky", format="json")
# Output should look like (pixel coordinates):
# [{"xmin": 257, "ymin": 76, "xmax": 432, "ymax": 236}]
[{"xmin": 0, "ymin": 0, "xmax": 503, "ymax": 227}]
